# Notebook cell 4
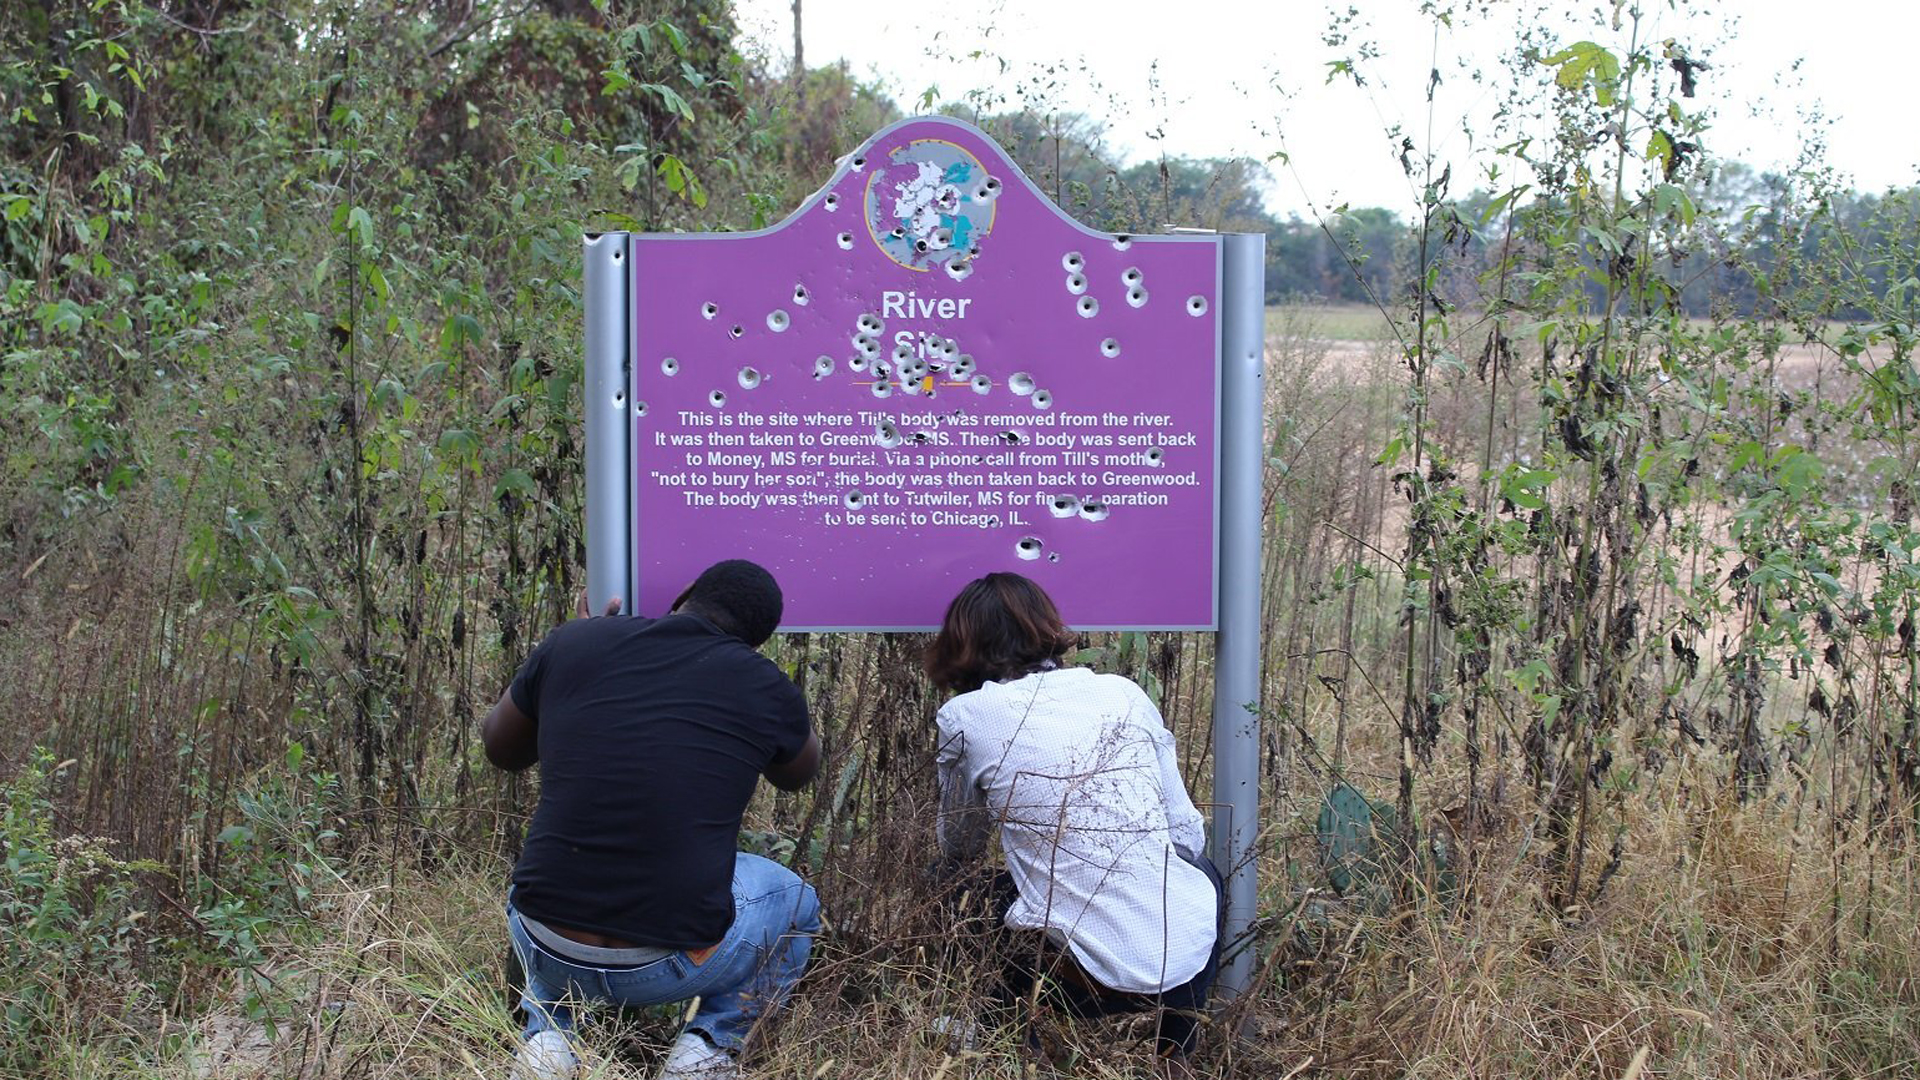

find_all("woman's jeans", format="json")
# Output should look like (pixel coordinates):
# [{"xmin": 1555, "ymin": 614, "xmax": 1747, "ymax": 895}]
[{"xmin": 506, "ymin": 852, "xmax": 821, "ymax": 1053}]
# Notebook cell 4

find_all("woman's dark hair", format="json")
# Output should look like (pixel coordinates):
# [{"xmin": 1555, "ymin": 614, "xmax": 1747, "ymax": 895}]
[
  {"xmin": 925, "ymin": 572, "xmax": 1077, "ymax": 692},
  {"xmin": 671, "ymin": 559, "xmax": 784, "ymax": 647}
]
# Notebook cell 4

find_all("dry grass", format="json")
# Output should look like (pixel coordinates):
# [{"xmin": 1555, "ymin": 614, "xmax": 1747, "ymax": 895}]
[
  {"xmin": 11, "ymin": 304, "xmax": 1918, "ymax": 1080},
  {"xmin": 1268, "ymin": 303, "xmax": 1402, "ymax": 344},
  {"xmin": 1253, "ymin": 765, "xmax": 1920, "ymax": 1078},
  {"xmin": 60, "ymin": 748, "xmax": 1911, "ymax": 1080}
]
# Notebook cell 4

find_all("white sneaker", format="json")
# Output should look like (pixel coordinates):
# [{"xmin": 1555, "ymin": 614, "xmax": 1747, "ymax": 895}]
[
  {"xmin": 513, "ymin": 1030, "xmax": 579, "ymax": 1080},
  {"xmin": 660, "ymin": 1031, "xmax": 739, "ymax": 1079},
  {"xmin": 929, "ymin": 1014, "xmax": 982, "ymax": 1052}
]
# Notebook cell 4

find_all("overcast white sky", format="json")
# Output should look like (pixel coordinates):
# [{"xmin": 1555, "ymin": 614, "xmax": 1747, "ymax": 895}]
[{"xmin": 733, "ymin": 0, "xmax": 1919, "ymax": 219}]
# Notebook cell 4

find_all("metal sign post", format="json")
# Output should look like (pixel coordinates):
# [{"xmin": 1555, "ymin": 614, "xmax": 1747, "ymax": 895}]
[
  {"xmin": 584, "ymin": 116, "xmax": 1263, "ymax": 995},
  {"xmin": 1212, "ymin": 231, "xmax": 1265, "ymax": 997},
  {"xmin": 583, "ymin": 231, "xmax": 634, "ymax": 615}
]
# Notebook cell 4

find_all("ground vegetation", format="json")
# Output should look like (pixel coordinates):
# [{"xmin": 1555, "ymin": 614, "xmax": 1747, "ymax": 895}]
[{"xmin": 1, "ymin": 1, "xmax": 1916, "ymax": 1077}]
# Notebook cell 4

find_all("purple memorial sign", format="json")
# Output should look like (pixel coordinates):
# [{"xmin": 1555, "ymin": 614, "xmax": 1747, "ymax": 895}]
[{"xmin": 628, "ymin": 117, "xmax": 1220, "ymax": 629}]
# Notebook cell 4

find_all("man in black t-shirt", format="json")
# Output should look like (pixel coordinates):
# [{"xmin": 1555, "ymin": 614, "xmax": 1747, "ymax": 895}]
[{"xmin": 483, "ymin": 560, "xmax": 821, "ymax": 1080}]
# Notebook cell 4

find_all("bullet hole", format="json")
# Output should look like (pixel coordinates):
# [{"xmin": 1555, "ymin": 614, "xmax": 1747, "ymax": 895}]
[
  {"xmin": 849, "ymin": 355, "xmax": 869, "ymax": 373},
  {"xmin": 857, "ymin": 313, "xmax": 884, "ymax": 335},
  {"xmin": 875, "ymin": 420, "xmax": 904, "ymax": 448},
  {"xmin": 1100, "ymin": 337, "xmax": 1121, "ymax": 358},
  {"xmin": 890, "ymin": 226, "xmax": 906, "ymax": 239},
  {"xmin": 907, "ymin": 430, "xmax": 935, "ymax": 445},
  {"xmin": 1066, "ymin": 272, "xmax": 1087, "ymax": 295},
  {"xmin": 709, "ymin": 390, "xmax": 727, "ymax": 408},
  {"xmin": 901, "ymin": 358, "xmax": 928, "ymax": 378},
  {"xmin": 938, "ymin": 337, "xmax": 959, "ymax": 359},
  {"xmin": 1077, "ymin": 296, "xmax": 1099, "ymax": 318},
  {"xmin": 661, "ymin": 357, "xmax": 680, "ymax": 376},
  {"xmin": 1187, "ymin": 295, "xmax": 1208, "ymax": 316},
  {"xmin": 1009, "ymin": 372, "xmax": 1035, "ymax": 396},
  {"xmin": 1112, "ymin": 234, "xmax": 1133, "ymax": 250},
  {"xmin": 814, "ymin": 355, "xmax": 836, "ymax": 378},
  {"xmin": 1127, "ymin": 287, "xmax": 1149, "ymax": 308},
  {"xmin": 1047, "ymin": 552, "xmax": 1061, "ymax": 563},
  {"xmin": 729, "ymin": 324, "xmax": 744, "ymax": 339},
  {"xmin": 893, "ymin": 342, "xmax": 915, "ymax": 364},
  {"xmin": 971, "ymin": 374, "xmax": 992, "ymax": 394},
  {"xmin": 1146, "ymin": 447, "xmax": 1165, "ymax": 466},
  {"xmin": 843, "ymin": 491, "xmax": 865, "ymax": 510},
  {"xmin": 871, "ymin": 381, "xmax": 893, "ymax": 398},
  {"xmin": 951, "ymin": 354, "xmax": 976, "ymax": 378},
  {"xmin": 767, "ymin": 309, "xmax": 791, "ymax": 332},
  {"xmin": 1079, "ymin": 498, "xmax": 1110, "ymax": 522},
  {"xmin": 823, "ymin": 192, "xmax": 841, "ymax": 211},
  {"xmin": 1015, "ymin": 536, "xmax": 1044, "ymax": 560},
  {"xmin": 737, "ymin": 366, "xmax": 762, "ymax": 389},
  {"xmin": 701, "ymin": 302, "xmax": 718, "ymax": 319},
  {"xmin": 874, "ymin": 359, "xmax": 892, "ymax": 377},
  {"xmin": 793, "ymin": 284, "xmax": 811, "ymax": 306},
  {"xmin": 1122, "ymin": 267, "xmax": 1143, "ymax": 286},
  {"xmin": 851, "ymin": 155, "xmax": 867, "ymax": 171},
  {"xmin": 899, "ymin": 376, "xmax": 922, "ymax": 395},
  {"xmin": 1062, "ymin": 251, "xmax": 1084, "ymax": 272},
  {"xmin": 930, "ymin": 226, "xmax": 953, "ymax": 249},
  {"xmin": 836, "ymin": 232, "xmax": 854, "ymax": 250},
  {"xmin": 1049, "ymin": 494, "xmax": 1082, "ymax": 518},
  {"xmin": 946, "ymin": 258, "xmax": 973, "ymax": 281},
  {"xmin": 634, "ymin": 401, "xmax": 648, "ymax": 417},
  {"xmin": 854, "ymin": 336, "xmax": 880, "ymax": 359},
  {"xmin": 1032, "ymin": 389, "xmax": 1053, "ymax": 409},
  {"xmin": 973, "ymin": 177, "xmax": 1001, "ymax": 201},
  {"xmin": 998, "ymin": 429, "xmax": 1025, "ymax": 445},
  {"xmin": 914, "ymin": 238, "xmax": 929, "ymax": 253}
]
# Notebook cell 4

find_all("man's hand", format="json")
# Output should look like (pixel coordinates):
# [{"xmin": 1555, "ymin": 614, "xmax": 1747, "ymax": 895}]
[
  {"xmin": 763, "ymin": 731, "xmax": 821, "ymax": 791},
  {"xmin": 575, "ymin": 592, "xmax": 623, "ymax": 619}
]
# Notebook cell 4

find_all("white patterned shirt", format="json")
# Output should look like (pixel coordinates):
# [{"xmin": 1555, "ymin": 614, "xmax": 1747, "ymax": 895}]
[{"xmin": 935, "ymin": 666, "xmax": 1215, "ymax": 994}]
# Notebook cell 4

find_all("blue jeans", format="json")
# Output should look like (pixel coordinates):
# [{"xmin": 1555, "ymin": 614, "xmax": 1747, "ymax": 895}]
[{"xmin": 506, "ymin": 852, "xmax": 821, "ymax": 1052}]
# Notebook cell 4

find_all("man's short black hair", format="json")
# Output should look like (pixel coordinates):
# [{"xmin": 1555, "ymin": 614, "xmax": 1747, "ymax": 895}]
[{"xmin": 673, "ymin": 559, "xmax": 784, "ymax": 647}]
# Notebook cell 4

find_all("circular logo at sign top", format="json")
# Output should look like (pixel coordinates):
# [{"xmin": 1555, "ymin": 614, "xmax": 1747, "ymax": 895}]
[{"xmin": 863, "ymin": 138, "xmax": 997, "ymax": 272}]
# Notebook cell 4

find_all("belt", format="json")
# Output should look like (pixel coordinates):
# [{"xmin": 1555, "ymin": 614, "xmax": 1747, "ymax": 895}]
[{"xmin": 520, "ymin": 913, "xmax": 677, "ymax": 967}]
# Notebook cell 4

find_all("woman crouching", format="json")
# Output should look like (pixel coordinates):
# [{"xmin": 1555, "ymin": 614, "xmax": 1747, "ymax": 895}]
[{"xmin": 926, "ymin": 572, "xmax": 1224, "ymax": 1061}]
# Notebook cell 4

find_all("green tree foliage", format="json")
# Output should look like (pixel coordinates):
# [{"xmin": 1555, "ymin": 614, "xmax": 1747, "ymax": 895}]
[
  {"xmin": 2, "ymin": 3, "xmax": 1917, "ymax": 1073},
  {"xmin": 0, "ymin": 0, "xmax": 836, "ymax": 861},
  {"xmin": 0, "ymin": 0, "xmax": 857, "ymax": 1052},
  {"xmin": 1268, "ymin": 205, "xmax": 1405, "ymax": 303},
  {"xmin": 1301, "ymin": 4, "xmax": 1920, "ymax": 918}
]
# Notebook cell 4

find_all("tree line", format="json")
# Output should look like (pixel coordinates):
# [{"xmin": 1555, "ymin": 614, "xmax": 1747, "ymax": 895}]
[{"xmin": 968, "ymin": 113, "xmax": 1919, "ymax": 317}]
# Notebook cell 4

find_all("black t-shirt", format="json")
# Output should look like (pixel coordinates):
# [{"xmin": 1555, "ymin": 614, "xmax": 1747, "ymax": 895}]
[{"xmin": 507, "ymin": 613, "xmax": 811, "ymax": 948}]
